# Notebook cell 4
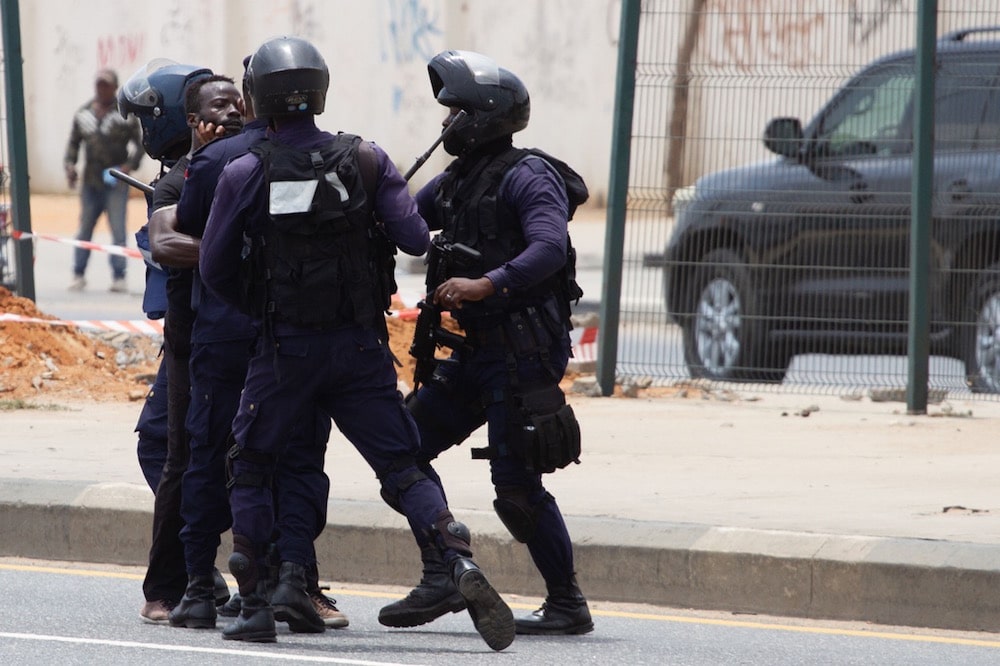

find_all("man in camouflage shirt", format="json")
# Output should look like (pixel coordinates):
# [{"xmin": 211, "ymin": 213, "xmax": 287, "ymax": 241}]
[{"xmin": 63, "ymin": 68, "xmax": 143, "ymax": 293}]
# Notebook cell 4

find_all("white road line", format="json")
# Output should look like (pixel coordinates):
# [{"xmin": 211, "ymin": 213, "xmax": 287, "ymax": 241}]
[{"xmin": 0, "ymin": 632, "xmax": 426, "ymax": 665}]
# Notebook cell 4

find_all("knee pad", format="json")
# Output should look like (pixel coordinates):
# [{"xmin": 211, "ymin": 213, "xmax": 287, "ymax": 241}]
[
  {"xmin": 493, "ymin": 487, "xmax": 553, "ymax": 543},
  {"xmin": 229, "ymin": 534, "xmax": 261, "ymax": 595}
]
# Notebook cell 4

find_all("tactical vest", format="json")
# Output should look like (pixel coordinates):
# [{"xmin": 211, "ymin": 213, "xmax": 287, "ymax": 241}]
[
  {"xmin": 245, "ymin": 133, "xmax": 388, "ymax": 331},
  {"xmin": 433, "ymin": 146, "xmax": 586, "ymax": 322}
]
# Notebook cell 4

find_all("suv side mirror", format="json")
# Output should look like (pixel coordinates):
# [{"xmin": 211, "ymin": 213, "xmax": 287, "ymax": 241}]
[{"xmin": 763, "ymin": 117, "xmax": 804, "ymax": 158}]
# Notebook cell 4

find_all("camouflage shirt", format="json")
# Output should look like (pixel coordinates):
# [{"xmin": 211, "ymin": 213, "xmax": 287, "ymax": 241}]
[{"xmin": 63, "ymin": 99, "xmax": 143, "ymax": 189}]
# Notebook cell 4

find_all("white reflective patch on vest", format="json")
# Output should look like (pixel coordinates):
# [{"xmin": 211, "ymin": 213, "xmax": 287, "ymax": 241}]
[
  {"xmin": 269, "ymin": 180, "xmax": 318, "ymax": 215},
  {"xmin": 324, "ymin": 171, "xmax": 349, "ymax": 202}
]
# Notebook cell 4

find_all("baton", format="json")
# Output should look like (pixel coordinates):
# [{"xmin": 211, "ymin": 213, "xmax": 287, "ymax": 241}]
[
  {"xmin": 108, "ymin": 167, "xmax": 154, "ymax": 194},
  {"xmin": 403, "ymin": 109, "xmax": 468, "ymax": 182}
]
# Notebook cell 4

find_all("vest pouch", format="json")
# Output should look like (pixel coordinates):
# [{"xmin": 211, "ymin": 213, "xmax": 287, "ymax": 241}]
[
  {"xmin": 512, "ymin": 385, "xmax": 582, "ymax": 473},
  {"xmin": 502, "ymin": 308, "xmax": 553, "ymax": 357},
  {"xmin": 267, "ymin": 230, "xmax": 344, "ymax": 326}
]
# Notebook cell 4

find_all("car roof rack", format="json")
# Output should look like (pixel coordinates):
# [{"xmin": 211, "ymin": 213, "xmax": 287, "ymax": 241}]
[{"xmin": 940, "ymin": 26, "xmax": 1000, "ymax": 42}]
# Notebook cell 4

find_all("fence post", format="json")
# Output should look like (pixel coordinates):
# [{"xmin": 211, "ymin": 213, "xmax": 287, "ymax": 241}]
[
  {"xmin": 1, "ymin": 0, "xmax": 34, "ymax": 301},
  {"xmin": 597, "ymin": 0, "xmax": 641, "ymax": 396},
  {"xmin": 907, "ymin": 0, "xmax": 937, "ymax": 414}
]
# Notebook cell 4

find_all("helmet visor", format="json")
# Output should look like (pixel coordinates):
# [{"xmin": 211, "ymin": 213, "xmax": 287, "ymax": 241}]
[{"xmin": 119, "ymin": 58, "xmax": 179, "ymax": 115}]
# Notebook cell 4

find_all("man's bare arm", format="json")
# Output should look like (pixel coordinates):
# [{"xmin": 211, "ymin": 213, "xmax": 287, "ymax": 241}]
[{"xmin": 149, "ymin": 205, "xmax": 200, "ymax": 268}]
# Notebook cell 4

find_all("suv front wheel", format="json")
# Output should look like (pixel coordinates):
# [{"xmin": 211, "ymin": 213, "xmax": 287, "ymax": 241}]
[
  {"xmin": 681, "ymin": 248, "xmax": 788, "ymax": 383},
  {"xmin": 961, "ymin": 263, "xmax": 1000, "ymax": 393}
]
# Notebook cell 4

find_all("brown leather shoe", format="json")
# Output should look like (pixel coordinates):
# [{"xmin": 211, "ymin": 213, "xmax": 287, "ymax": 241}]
[
  {"xmin": 309, "ymin": 588, "xmax": 349, "ymax": 628},
  {"xmin": 140, "ymin": 599, "xmax": 175, "ymax": 624}
]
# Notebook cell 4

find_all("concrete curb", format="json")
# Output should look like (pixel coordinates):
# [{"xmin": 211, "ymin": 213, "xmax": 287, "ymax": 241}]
[{"xmin": 2, "ymin": 478, "xmax": 999, "ymax": 632}]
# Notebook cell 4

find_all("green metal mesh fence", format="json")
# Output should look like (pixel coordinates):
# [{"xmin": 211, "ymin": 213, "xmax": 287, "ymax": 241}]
[{"xmin": 617, "ymin": 1, "xmax": 1000, "ymax": 400}]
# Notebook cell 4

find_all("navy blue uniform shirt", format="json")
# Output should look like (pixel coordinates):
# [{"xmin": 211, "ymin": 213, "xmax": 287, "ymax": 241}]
[{"xmin": 176, "ymin": 120, "xmax": 268, "ymax": 344}]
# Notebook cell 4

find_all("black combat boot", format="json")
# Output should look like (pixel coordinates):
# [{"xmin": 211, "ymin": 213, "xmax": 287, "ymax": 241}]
[
  {"xmin": 514, "ymin": 575, "xmax": 594, "ymax": 635},
  {"xmin": 222, "ymin": 584, "xmax": 276, "ymax": 643},
  {"xmin": 222, "ymin": 540, "xmax": 276, "ymax": 642},
  {"xmin": 271, "ymin": 561, "xmax": 325, "ymax": 633},
  {"xmin": 378, "ymin": 544, "xmax": 466, "ymax": 627},
  {"xmin": 212, "ymin": 567, "xmax": 231, "ymax": 606},
  {"xmin": 217, "ymin": 593, "xmax": 241, "ymax": 617},
  {"xmin": 169, "ymin": 574, "xmax": 217, "ymax": 629},
  {"xmin": 452, "ymin": 556, "xmax": 515, "ymax": 652}
]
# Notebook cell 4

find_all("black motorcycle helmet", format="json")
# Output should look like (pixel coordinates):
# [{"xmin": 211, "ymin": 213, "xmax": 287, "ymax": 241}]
[
  {"xmin": 246, "ymin": 36, "xmax": 329, "ymax": 117},
  {"xmin": 427, "ymin": 50, "xmax": 530, "ymax": 156},
  {"xmin": 118, "ymin": 59, "xmax": 213, "ymax": 160}
]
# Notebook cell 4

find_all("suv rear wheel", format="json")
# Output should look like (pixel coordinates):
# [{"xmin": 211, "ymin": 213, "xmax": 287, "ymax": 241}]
[
  {"xmin": 681, "ymin": 248, "xmax": 788, "ymax": 383},
  {"xmin": 961, "ymin": 262, "xmax": 1000, "ymax": 393}
]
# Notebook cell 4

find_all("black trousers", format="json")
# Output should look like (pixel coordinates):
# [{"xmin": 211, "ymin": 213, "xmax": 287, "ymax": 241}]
[{"xmin": 142, "ymin": 308, "xmax": 193, "ymax": 602}]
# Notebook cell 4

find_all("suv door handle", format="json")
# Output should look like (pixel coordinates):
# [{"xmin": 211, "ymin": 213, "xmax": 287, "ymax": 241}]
[
  {"xmin": 849, "ymin": 180, "xmax": 873, "ymax": 204},
  {"xmin": 947, "ymin": 179, "xmax": 971, "ymax": 202}
]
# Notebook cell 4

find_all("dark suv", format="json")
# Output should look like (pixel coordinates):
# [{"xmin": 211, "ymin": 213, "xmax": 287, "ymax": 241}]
[{"xmin": 663, "ymin": 27, "xmax": 1000, "ymax": 392}]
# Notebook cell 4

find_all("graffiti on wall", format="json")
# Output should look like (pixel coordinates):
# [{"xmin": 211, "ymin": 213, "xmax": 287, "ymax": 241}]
[
  {"xmin": 97, "ymin": 32, "xmax": 145, "ymax": 72},
  {"xmin": 158, "ymin": 0, "xmax": 194, "ymax": 49},
  {"xmin": 703, "ymin": 0, "xmax": 825, "ymax": 69},
  {"xmin": 848, "ymin": 0, "xmax": 904, "ymax": 44},
  {"xmin": 381, "ymin": 0, "xmax": 442, "ymax": 65},
  {"xmin": 702, "ymin": 0, "xmax": 904, "ymax": 69}
]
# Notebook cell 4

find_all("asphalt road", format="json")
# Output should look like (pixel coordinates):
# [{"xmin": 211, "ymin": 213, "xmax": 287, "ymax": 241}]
[{"xmin": 2, "ymin": 559, "xmax": 999, "ymax": 666}]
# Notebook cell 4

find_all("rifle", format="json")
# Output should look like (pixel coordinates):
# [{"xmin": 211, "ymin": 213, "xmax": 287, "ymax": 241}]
[{"xmin": 408, "ymin": 236, "xmax": 482, "ymax": 390}]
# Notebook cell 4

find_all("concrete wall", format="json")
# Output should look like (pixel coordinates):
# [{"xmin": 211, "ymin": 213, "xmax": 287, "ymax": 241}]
[
  {"xmin": 17, "ymin": 2, "xmax": 999, "ymax": 204},
  {"xmin": 22, "ymin": 0, "xmax": 621, "ymax": 200}
]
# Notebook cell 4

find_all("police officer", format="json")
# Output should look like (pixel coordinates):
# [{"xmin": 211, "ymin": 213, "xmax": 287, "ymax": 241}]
[
  {"xmin": 119, "ymin": 61, "xmax": 238, "ymax": 624},
  {"xmin": 380, "ymin": 50, "xmax": 594, "ymax": 636},
  {"xmin": 199, "ymin": 36, "xmax": 515, "ymax": 650},
  {"xmin": 164, "ymin": 57, "xmax": 345, "ymax": 632}
]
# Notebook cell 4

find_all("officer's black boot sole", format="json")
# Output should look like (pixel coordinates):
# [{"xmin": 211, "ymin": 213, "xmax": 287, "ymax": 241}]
[
  {"xmin": 455, "ymin": 565, "xmax": 515, "ymax": 652},
  {"xmin": 378, "ymin": 590, "xmax": 467, "ymax": 628}
]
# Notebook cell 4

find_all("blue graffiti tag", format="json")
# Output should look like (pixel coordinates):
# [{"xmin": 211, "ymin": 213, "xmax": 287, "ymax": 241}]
[{"xmin": 384, "ymin": 0, "xmax": 442, "ymax": 64}]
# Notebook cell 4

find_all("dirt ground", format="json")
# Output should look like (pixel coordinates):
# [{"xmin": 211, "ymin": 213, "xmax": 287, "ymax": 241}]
[{"xmin": 0, "ymin": 282, "xmax": 443, "ymax": 403}]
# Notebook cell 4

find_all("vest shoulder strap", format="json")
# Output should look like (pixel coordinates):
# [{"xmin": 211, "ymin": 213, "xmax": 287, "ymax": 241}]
[{"xmin": 356, "ymin": 139, "xmax": 378, "ymax": 208}]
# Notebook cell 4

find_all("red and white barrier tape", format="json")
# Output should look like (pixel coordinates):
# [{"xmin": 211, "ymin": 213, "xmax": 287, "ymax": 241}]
[
  {"xmin": 570, "ymin": 325, "xmax": 598, "ymax": 362},
  {"xmin": 0, "ymin": 312, "xmax": 164, "ymax": 335},
  {"xmin": 10, "ymin": 229, "xmax": 144, "ymax": 260}
]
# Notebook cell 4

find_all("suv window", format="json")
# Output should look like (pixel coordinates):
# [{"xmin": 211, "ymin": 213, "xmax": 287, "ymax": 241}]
[
  {"xmin": 934, "ymin": 59, "xmax": 1000, "ymax": 150},
  {"xmin": 816, "ymin": 63, "xmax": 915, "ymax": 157}
]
